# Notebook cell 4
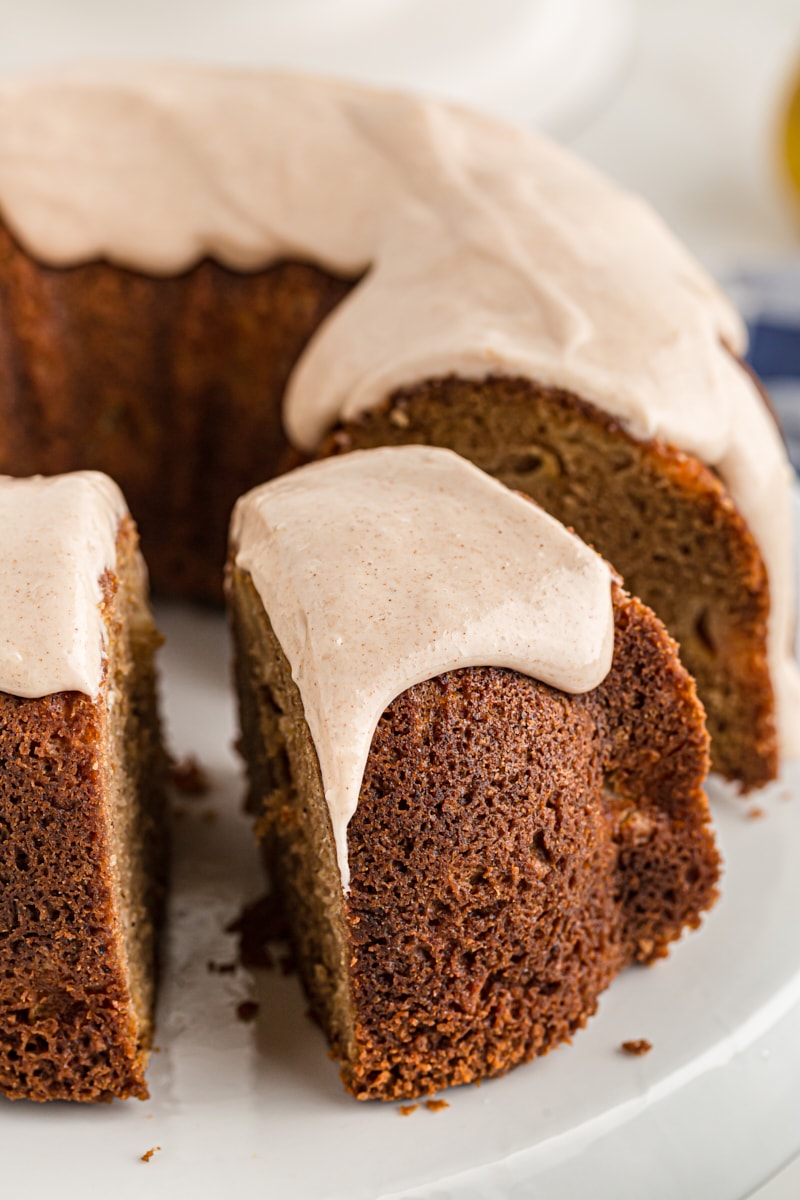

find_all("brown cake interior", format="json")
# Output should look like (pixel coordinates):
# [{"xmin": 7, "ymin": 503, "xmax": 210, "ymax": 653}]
[
  {"xmin": 0, "ymin": 517, "xmax": 168, "ymax": 1101},
  {"xmin": 322, "ymin": 378, "xmax": 776, "ymax": 789},
  {"xmin": 228, "ymin": 564, "xmax": 720, "ymax": 1101}
]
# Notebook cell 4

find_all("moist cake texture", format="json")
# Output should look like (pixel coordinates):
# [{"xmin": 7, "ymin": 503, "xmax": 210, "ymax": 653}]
[
  {"xmin": 230, "ymin": 446, "xmax": 615, "ymax": 888},
  {"xmin": 0, "ymin": 66, "xmax": 796, "ymax": 792},
  {"xmin": 227, "ymin": 448, "xmax": 720, "ymax": 1100},
  {"xmin": 324, "ymin": 378, "xmax": 778, "ymax": 788},
  {"xmin": 0, "ymin": 473, "xmax": 168, "ymax": 1101}
]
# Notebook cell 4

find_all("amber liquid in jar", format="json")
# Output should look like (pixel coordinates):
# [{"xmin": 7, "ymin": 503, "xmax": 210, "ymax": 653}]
[{"xmin": 783, "ymin": 63, "xmax": 800, "ymax": 210}]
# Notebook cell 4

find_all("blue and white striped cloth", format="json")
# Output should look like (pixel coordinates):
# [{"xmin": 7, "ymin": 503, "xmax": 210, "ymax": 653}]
[{"xmin": 726, "ymin": 265, "xmax": 800, "ymax": 472}]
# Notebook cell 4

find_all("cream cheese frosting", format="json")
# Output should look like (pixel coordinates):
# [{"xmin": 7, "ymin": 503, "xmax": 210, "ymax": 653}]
[
  {"xmin": 0, "ymin": 64, "xmax": 797, "ymax": 752},
  {"xmin": 0, "ymin": 472, "xmax": 126, "ymax": 699},
  {"xmin": 232, "ymin": 445, "xmax": 614, "ymax": 889}
]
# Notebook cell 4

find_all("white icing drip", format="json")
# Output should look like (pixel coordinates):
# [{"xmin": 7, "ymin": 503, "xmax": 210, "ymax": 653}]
[
  {"xmin": 0, "ymin": 65, "xmax": 797, "ymax": 754},
  {"xmin": 0, "ymin": 472, "xmax": 127, "ymax": 699},
  {"xmin": 232, "ymin": 446, "xmax": 614, "ymax": 889}
]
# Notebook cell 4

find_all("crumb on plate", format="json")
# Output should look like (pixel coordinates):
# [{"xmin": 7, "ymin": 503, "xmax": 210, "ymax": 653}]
[
  {"xmin": 620, "ymin": 1038, "xmax": 652, "ymax": 1056},
  {"xmin": 169, "ymin": 755, "xmax": 210, "ymax": 796},
  {"xmin": 207, "ymin": 959, "xmax": 237, "ymax": 974},
  {"xmin": 226, "ymin": 893, "xmax": 287, "ymax": 968}
]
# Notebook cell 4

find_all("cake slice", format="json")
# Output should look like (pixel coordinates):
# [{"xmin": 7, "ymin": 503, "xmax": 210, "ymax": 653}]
[
  {"xmin": 227, "ymin": 446, "xmax": 720, "ymax": 1101},
  {"xmin": 0, "ymin": 472, "xmax": 168, "ymax": 1102}
]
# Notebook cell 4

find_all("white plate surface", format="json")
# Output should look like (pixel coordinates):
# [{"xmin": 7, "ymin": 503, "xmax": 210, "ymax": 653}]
[{"xmin": 2, "ymin": 582, "xmax": 800, "ymax": 1200}]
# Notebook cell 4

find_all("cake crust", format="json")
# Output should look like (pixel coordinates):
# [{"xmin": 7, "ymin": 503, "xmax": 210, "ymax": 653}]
[
  {"xmin": 0, "ymin": 519, "xmax": 168, "ymax": 1102},
  {"xmin": 228, "ymin": 564, "xmax": 719, "ymax": 1101},
  {"xmin": 0, "ymin": 223, "xmax": 350, "ymax": 602},
  {"xmin": 321, "ymin": 375, "xmax": 777, "ymax": 788}
]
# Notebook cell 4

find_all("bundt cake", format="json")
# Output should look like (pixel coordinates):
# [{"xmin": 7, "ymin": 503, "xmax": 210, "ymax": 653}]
[
  {"xmin": 0, "ymin": 64, "xmax": 796, "ymax": 790},
  {"xmin": 0, "ymin": 472, "xmax": 167, "ymax": 1102},
  {"xmin": 226, "ymin": 446, "xmax": 720, "ymax": 1101}
]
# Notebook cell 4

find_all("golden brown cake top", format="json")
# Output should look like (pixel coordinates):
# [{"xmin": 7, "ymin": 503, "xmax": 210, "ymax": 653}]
[
  {"xmin": 0, "ymin": 471, "xmax": 126, "ymax": 698},
  {"xmin": 231, "ymin": 445, "xmax": 614, "ymax": 888},
  {"xmin": 0, "ymin": 65, "xmax": 797, "ymax": 755}
]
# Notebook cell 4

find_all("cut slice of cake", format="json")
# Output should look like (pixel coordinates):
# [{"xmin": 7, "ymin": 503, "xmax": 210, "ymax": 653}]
[
  {"xmin": 0, "ymin": 472, "xmax": 168, "ymax": 1102},
  {"xmin": 321, "ymin": 374, "xmax": 785, "ymax": 791},
  {"xmin": 227, "ymin": 446, "xmax": 720, "ymax": 1101}
]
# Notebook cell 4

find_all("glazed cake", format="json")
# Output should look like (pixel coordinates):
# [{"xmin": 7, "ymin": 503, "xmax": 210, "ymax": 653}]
[
  {"xmin": 0, "ymin": 472, "xmax": 167, "ymax": 1102},
  {"xmin": 0, "ymin": 65, "xmax": 797, "ymax": 789},
  {"xmin": 227, "ymin": 446, "xmax": 720, "ymax": 1101}
]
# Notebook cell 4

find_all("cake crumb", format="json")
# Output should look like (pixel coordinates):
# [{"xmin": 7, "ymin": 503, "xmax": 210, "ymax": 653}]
[
  {"xmin": 620, "ymin": 1038, "xmax": 652, "ymax": 1056},
  {"xmin": 747, "ymin": 805, "xmax": 765, "ymax": 820},
  {"xmin": 424, "ymin": 1099, "xmax": 450, "ymax": 1113},
  {"xmin": 227, "ymin": 893, "xmax": 287, "ymax": 968},
  {"xmin": 399, "ymin": 1104, "xmax": 418, "ymax": 1116},
  {"xmin": 140, "ymin": 1146, "xmax": 161, "ymax": 1163},
  {"xmin": 236, "ymin": 1000, "xmax": 260, "ymax": 1023},
  {"xmin": 207, "ymin": 959, "xmax": 237, "ymax": 974},
  {"xmin": 169, "ymin": 755, "xmax": 210, "ymax": 796}
]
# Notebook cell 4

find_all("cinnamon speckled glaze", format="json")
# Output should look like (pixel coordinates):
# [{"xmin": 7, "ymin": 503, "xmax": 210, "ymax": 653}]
[
  {"xmin": 0, "ymin": 471, "xmax": 126, "ymax": 697},
  {"xmin": 232, "ymin": 445, "xmax": 614, "ymax": 887},
  {"xmin": 0, "ymin": 64, "xmax": 796, "ymax": 762}
]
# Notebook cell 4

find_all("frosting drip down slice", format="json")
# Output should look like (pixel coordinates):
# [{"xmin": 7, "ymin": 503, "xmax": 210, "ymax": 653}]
[
  {"xmin": 231, "ymin": 446, "xmax": 614, "ymax": 890},
  {"xmin": 0, "ymin": 65, "xmax": 796, "ymax": 756},
  {"xmin": 0, "ymin": 472, "xmax": 126, "ymax": 699}
]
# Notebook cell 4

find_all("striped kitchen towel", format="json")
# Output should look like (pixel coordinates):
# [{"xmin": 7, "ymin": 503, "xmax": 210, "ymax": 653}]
[{"xmin": 726, "ymin": 264, "xmax": 800, "ymax": 472}]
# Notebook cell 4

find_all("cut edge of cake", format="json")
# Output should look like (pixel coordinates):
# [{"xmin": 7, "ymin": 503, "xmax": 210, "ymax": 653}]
[{"xmin": 0, "ymin": 495, "xmax": 168, "ymax": 1102}]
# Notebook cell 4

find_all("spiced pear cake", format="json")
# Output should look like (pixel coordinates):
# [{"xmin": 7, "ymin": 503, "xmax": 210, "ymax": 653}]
[
  {"xmin": 0, "ymin": 472, "xmax": 168, "ymax": 1102},
  {"xmin": 0, "ymin": 65, "xmax": 796, "ymax": 788},
  {"xmin": 226, "ymin": 446, "xmax": 720, "ymax": 1101}
]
